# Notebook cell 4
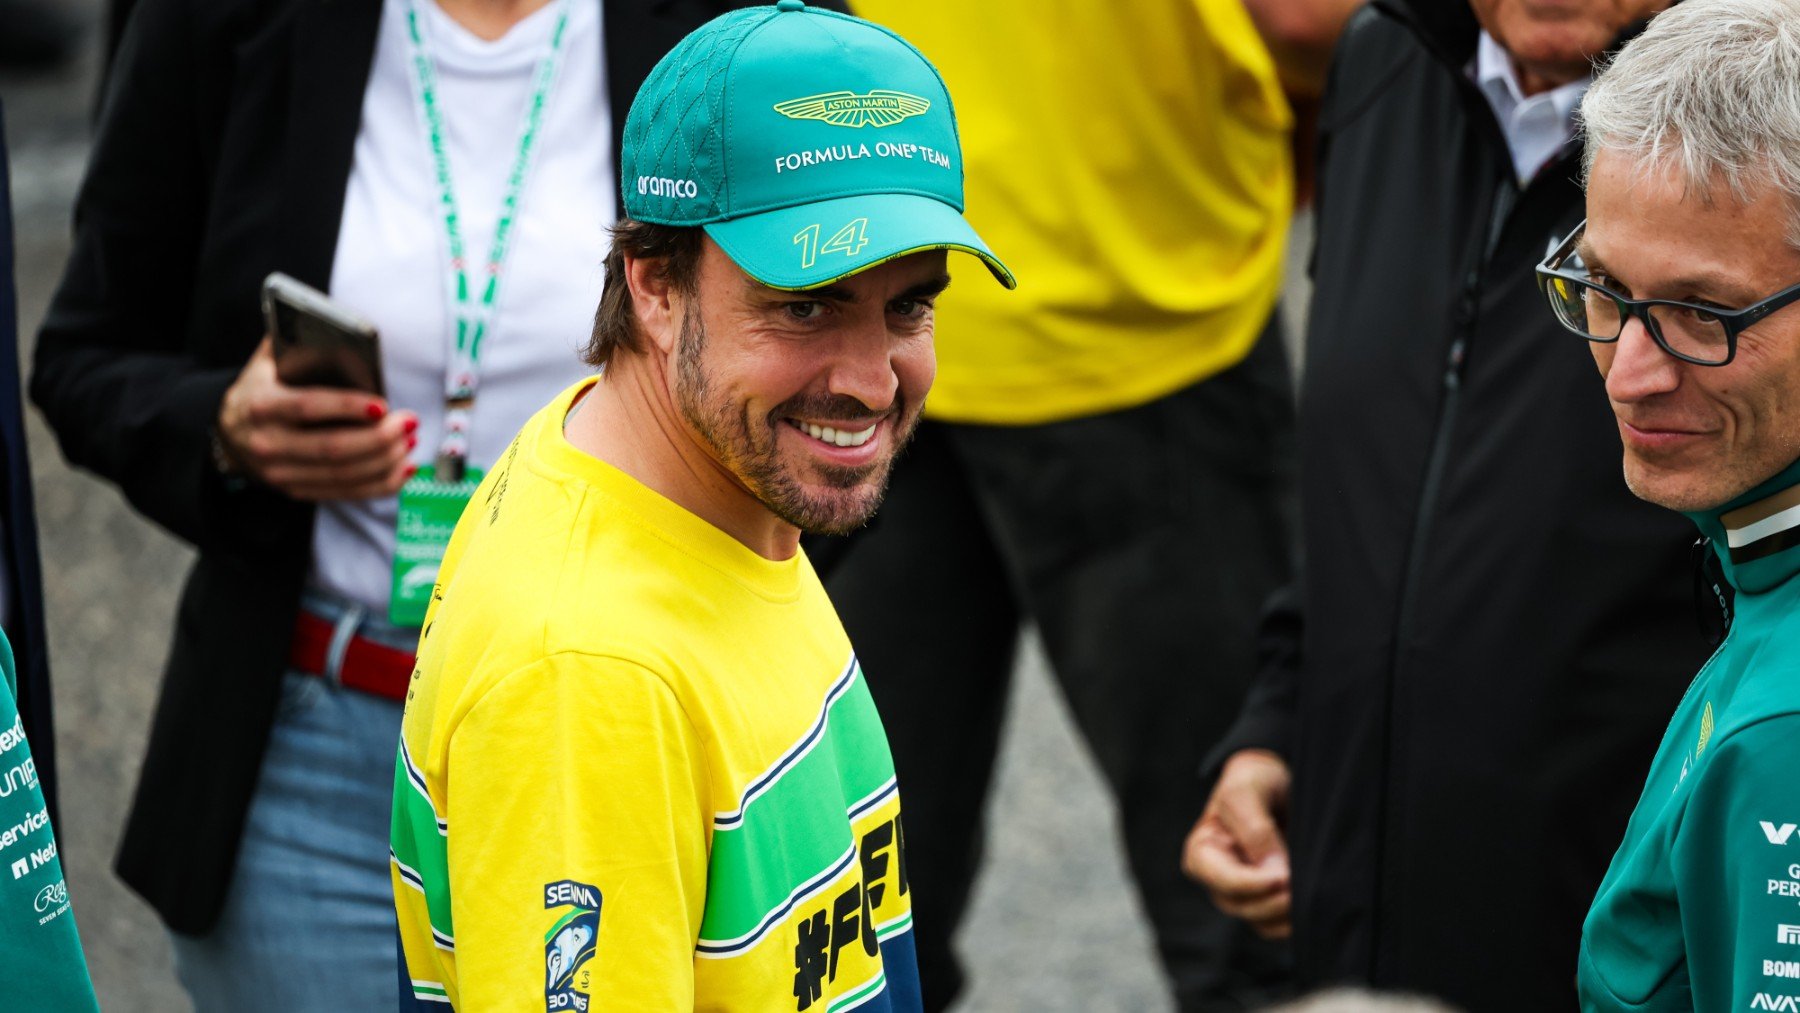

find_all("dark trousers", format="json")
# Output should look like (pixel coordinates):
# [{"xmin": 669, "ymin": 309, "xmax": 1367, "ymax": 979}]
[{"xmin": 813, "ymin": 322, "xmax": 1297, "ymax": 1011}]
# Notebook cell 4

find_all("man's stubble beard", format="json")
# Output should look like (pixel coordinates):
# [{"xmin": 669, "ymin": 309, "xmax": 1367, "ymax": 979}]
[{"xmin": 674, "ymin": 308, "xmax": 916, "ymax": 536}]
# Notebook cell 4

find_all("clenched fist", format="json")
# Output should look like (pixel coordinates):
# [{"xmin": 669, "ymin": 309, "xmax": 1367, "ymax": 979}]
[{"xmin": 1181, "ymin": 748, "xmax": 1292, "ymax": 939}]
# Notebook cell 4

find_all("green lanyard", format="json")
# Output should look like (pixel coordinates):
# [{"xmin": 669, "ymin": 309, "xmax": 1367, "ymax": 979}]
[{"xmin": 402, "ymin": 0, "xmax": 575, "ymax": 481}]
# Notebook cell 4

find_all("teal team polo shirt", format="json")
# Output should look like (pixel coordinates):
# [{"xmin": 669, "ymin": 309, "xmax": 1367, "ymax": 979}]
[
  {"xmin": 0, "ymin": 628, "xmax": 97, "ymax": 1012},
  {"xmin": 1582, "ymin": 458, "xmax": 1800, "ymax": 1013}
]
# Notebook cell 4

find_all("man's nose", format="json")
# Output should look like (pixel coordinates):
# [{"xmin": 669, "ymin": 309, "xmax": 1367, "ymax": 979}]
[
  {"xmin": 826, "ymin": 322, "xmax": 900, "ymax": 412},
  {"xmin": 1604, "ymin": 313, "xmax": 1683, "ymax": 404}
]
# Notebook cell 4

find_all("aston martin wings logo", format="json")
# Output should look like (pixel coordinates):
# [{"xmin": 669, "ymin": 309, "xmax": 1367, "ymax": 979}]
[
  {"xmin": 1697, "ymin": 700, "xmax": 1715, "ymax": 759},
  {"xmin": 773, "ymin": 90, "xmax": 931, "ymax": 129}
]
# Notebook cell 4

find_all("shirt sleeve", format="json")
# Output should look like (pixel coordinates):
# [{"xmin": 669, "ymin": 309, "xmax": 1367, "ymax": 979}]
[
  {"xmin": 0, "ymin": 632, "xmax": 99, "ymax": 1013},
  {"xmin": 445, "ymin": 654, "xmax": 712, "ymax": 1011},
  {"xmin": 1202, "ymin": 580, "xmax": 1301, "ymax": 780},
  {"xmin": 1672, "ymin": 713, "xmax": 1800, "ymax": 1010}
]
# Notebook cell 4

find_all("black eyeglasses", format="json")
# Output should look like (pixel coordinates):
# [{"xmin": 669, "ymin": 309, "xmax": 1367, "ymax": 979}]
[{"xmin": 1534, "ymin": 219, "xmax": 1800, "ymax": 366}]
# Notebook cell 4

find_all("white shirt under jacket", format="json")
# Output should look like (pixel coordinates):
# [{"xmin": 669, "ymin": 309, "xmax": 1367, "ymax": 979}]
[{"xmin": 314, "ymin": 0, "xmax": 613, "ymax": 616}]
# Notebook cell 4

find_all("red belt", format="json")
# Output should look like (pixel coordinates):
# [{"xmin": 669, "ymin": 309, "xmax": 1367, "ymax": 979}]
[{"xmin": 289, "ymin": 610, "xmax": 415, "ymax": 702}]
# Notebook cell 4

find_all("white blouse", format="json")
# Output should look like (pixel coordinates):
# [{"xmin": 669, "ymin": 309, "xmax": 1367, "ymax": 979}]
[{"xmin": 313, "ymin": 0, "xmax": 613, "ymax": 616}]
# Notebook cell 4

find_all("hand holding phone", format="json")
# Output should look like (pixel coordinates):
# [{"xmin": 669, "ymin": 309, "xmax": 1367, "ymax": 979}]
[{"xmin": 214, "ymin": 337, "xmax": 417, "ymax": 502}]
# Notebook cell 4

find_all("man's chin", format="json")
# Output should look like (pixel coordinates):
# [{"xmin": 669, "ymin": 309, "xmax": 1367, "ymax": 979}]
[
  {"xmin": 775, "ymin": 489, "xmax": 885, "ymax": 536},
  {"xmin": 1502, "ymin": 21, "xmax": 1617, "ymax": 79},
  {"xmin": 753, "ymin": 467, "xmax": 891, "ymax": 536},
  {"xmin": 796, "ymin": 511, "xmax": 879, "ymax": 538},
  {"xmin": 1621, "ymin": 457, "xmax": 1737, "ymax": 514}
]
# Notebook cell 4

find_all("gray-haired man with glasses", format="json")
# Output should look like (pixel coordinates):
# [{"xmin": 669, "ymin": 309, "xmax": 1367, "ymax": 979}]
[{"xmin": 1536, "ymin": 1, "xmax": 1800, "ymax": 1009}]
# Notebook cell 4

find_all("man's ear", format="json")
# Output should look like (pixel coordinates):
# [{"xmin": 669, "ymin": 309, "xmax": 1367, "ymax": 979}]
[{"xmin": 624, "ymin": 254, "xmax": 681, "ymax": 356}]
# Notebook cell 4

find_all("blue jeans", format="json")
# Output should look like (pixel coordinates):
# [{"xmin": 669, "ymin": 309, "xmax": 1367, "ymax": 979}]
[{"xmin": 171, "ymin": 594, "xmax": 414, "ymax": 1011}]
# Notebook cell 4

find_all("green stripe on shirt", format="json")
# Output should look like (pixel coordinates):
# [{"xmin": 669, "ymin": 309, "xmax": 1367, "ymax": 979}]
[
  {"xmin": 391, "ymin": 745, "xmax": 456, "ymax": 944},
  {"xmin": 697, "ymin": 670, "xmax": 897, "ymax": 946}
]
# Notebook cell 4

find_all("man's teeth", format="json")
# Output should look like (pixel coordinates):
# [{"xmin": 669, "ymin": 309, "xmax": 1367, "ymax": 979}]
[{"xmin": 794, "ymin": 420, "xmax": 877, "ymax": 447}]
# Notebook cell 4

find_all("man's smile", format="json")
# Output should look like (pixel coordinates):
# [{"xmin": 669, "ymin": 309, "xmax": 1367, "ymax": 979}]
[
  {"xmin": 1616, "ymin": 416, "xmax": 1720, "ymax": 455},
  {"xmin": 785, "ymin": 417, "xmax": 880, "ymax": 448}
]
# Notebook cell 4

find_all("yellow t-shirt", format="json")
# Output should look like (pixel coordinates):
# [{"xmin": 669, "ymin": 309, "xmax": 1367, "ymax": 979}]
[
  {"xmin": 853, "ymin": 0, "xmax": 1293, "ymax": 424},
  {"xmin": 392, "ymin": 380, "xmax": 919, "ymax": 1012}
]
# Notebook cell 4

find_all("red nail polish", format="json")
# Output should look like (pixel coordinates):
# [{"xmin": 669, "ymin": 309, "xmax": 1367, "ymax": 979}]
[
  {"xmin": 403, "ymin": 416, "xmax": 419, "ymax": 435},
  {"xmin": 365, "ymin": 402, "xmax": 385, "ymax": 421},
  {"xmin": 405, "ymin": 464, "xmax": 419, "ymax": 478},
  {"xmin": 407, "ymin": 435, "xmax": 418, "ymax": 451}
]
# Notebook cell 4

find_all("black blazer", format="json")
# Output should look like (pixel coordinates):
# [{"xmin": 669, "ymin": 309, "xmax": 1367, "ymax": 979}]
[
  {"xmin": 0, "ymin": 102, "xmax": 58, "ymax": 827},
  {"xmin": 31, "ymin": 0, "xmax": 840, "ymax": 935}
]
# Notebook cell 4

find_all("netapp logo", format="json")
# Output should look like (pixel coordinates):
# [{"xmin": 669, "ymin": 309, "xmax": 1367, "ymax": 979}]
[{"xmin": 9, "ymin": 839, "xmax": 53, "ymax": 880}]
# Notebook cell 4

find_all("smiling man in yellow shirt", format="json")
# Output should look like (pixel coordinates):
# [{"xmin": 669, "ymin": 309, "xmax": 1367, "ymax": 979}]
[{"xmin": 389, "ymin": 4, "xmax": 1013, "ymax": 1009}]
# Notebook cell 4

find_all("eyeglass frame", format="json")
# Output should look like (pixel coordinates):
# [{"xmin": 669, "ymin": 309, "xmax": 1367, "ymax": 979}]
[{"xmin": 1533, "ymin": 218, "xmax": 1800, "ymax": 367}]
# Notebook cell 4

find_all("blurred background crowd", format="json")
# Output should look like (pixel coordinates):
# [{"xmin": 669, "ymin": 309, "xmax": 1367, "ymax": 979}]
[{"xmin": 0, "ymin": 0, "xmax": 1705, "ymax": 1009}]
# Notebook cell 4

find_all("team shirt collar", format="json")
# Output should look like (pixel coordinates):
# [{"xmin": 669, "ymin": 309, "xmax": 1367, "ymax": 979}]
[{"xmin": 1688, "ymin": 456, "xmax": 1800, "ymax": 595}]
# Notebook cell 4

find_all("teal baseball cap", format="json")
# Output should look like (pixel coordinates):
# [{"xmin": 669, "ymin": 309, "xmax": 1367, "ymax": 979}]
[{"xmin": 620, "ymin": 1, "xmax": 1014, "ymax": 292}]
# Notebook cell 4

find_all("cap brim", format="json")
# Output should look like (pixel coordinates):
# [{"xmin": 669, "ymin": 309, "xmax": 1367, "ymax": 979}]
[{"xmin": 703, "ymin": 193, "xmax": 1015, "ymax": 292}]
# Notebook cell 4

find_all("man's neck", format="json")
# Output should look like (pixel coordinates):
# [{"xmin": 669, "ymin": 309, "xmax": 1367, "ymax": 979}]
[
  {"xmin": 1512, "ymin": 56, "xmax": 1587, "ymax": 98},
  {"xmin": 433, "ymin": 0, "xmax": 556, "ymax": 41},
  {"xmin": 565, "ymin": 358, "xmax": 802, "ymax": 562}
]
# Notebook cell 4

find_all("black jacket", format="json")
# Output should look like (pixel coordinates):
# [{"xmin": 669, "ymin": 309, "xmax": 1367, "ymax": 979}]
[
  {"xmin": 1215, "ymin": 3, "xmax": 1707, "ymax": 1009},
  {"xmin": 30, "ymin": 0, "xmax": 836, "ymax": 935}
]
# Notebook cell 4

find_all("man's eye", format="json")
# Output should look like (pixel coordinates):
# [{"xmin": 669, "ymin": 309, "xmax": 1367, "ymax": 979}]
[
  {"xmin": 1675, "ymin": 302, "xmax": 1726, "ymax": 323},
  {"xmin": 1587, "ymin": 273, "xmax": 1627, "ymax": 295},
  {"xmin": 785, "ymin": 302, "xmax": 822, "ymax": 320},
  {"xmin": 890, "ymin": 299, "xmax": 930, "ymax": 318}
]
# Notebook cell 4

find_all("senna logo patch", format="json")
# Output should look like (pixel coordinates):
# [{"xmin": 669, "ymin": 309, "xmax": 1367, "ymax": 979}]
[
  {"xmin": 773, "ymin": 90, "xmax": 930, "ymax": 129},
  {"xmin": 544, "ymin": 879, "xmax": 601, "ymax": 1011}
]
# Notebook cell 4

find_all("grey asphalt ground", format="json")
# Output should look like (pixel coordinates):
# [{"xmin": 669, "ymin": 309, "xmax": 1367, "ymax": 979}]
[{"xmin": 2, "ymin": 8, "xmax": 1309, "ymax": 1009}]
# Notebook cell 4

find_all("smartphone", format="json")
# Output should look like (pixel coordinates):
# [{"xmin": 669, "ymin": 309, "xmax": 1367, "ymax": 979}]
[{"xmin": 262, "ymin": 272, "xmax": 385, "ymax": 395}]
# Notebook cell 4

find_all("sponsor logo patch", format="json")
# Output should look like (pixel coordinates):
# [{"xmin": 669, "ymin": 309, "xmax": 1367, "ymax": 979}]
[
  {"xmin": 10, "ymin": 838, "xmax": 53, "ymax": 880},
  {"xmin": 0, "ymin": 755, "xmax": 38, "ymax": 800},
  {"xmin": 636, "ymin": 176, "xmax": 698, "ymax": 199},
  {"xmin": 773, "ymin": 90, "xmax": 931, "ymax": 129},
  {"xmin": 0, "ymin": 714, "xmax": 25, "ymax": 753},
  {"xmin": 0, "ymin": 806, "xmax": 50, "ymax": 856},
  {"xmin": 543, "ymin": 880, "xmax": 601, "ymax": 1011},
  {"xmin": 31, "ymin": 879, "xmax": 70, "ymax": 925}
]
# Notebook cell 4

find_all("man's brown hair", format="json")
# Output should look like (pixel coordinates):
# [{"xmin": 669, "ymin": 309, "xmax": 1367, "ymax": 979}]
[{"xmin": 584, "ymin": 219, "xmax": 705, "ymax": 367}]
